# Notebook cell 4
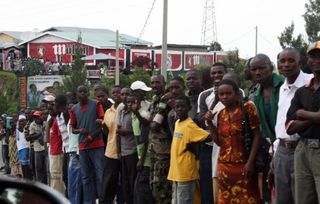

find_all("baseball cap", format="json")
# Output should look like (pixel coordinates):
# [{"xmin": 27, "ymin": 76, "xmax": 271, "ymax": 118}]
[
  {"xmin": 42, "ymin": 95, "xmax": 55, "ymax": 102},
  {"xmin": 33, "ymin": 111, "xmax": 43, "ymax": 117},
  {"xmin": 307, "ymin": 41, "xmax": 320, "ymax": 54},
  {"xmin": 130, "ymin": 81, "xmax": 152, "ymax": 92}
]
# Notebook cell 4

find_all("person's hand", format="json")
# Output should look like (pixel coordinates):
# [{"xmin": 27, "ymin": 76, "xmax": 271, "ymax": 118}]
[
  {"xmin": 243, "ymin": 161, "xmax": 254, "ymax": 178},
  {"xmin": 296, "ymin": 109, "xmax": 307, "ymax": 120},
  {"xmin": 96, "ymin": 119, "xmax": 103, "ymax": 126},
  {"xmin": 204, "ymin": 111, "xmax": 217, "ymax": 122},
  {"xmin": 80, "ymin": 128, "xmax": 89, "ymax": 136},
  {"xmin": 116, "ymin": 128, "xmax": 128, "ymax": 136},
  {"xmin": 136, "ymin": 159, "xmax": 144, "ymax": 171}
]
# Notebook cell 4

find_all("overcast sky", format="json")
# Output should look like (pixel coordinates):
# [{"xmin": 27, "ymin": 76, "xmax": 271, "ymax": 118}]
[{"xmin": 1, "ymin": 0, "xmax": 309, "ymax": 62}]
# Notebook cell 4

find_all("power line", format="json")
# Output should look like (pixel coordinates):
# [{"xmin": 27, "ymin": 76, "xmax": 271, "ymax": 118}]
[
  {"xmin": 222, "ymin": 27, "xmax": 255, "ymax": 46},
  {"xmin": 258, "ymin": 32, "xmax": 282, "ymax": 49},
  {"xmin": 138, "ymin": 0, "xmax": 157, "ymax": 41}
]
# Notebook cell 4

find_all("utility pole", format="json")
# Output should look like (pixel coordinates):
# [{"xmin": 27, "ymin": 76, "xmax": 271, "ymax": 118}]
[
  {"xmin": 115, "ymin": 30, "xmax": 120, "ymax": 85},
  {"xmin": 161, "ymin": 0, "xmax": 168, "ymax": 81},
  {"xmin": 255, "ymin": 26, "xmax": 258, "ymax": 55}
]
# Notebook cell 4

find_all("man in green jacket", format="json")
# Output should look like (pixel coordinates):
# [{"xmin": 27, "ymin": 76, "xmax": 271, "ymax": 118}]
[{"xmin": 250, "ymin": 53, "xmax": 284, "ymax": 203}]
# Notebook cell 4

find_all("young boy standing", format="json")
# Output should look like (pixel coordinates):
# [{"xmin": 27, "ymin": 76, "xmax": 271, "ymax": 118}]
[
  {"xmin": 167, "ymin": 95, "xmax": 209, "ymax": 204},
  {"xmin": 127, "ymin": 94, "xmax": 153, "ymax": 204}
]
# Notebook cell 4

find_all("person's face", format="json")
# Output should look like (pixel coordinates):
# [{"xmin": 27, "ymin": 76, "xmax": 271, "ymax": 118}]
[
  {"xmin": 308, "ymin": 49, "xmax": 320, "ymax": 74},
  {"xmin": 77, "ymin": 86, "xmax": 89, "ymax": 101},
  {"xmin": 210, "ymin": 66, "xmax": 226, "ymax": 86},
  {"xmin": 174, "ymin": 99, "xmax": 190, "ymax": 120},
  {"xmin": 46, "ymin": 101, "xmax": 56, "ymax": 115},
  {"xmin": 95, "ymin": 90, "xmax": 108, "ymax": 105},
  {"xmin": 151, "ymin": 76, "xmax": 165, "ymax": 95},
  {"xmin": 250, "ymin": 59, "xmax": 273, "ymax": 84},
  {"xmin": 121, "ymin": 88, "xmax": 131, "ymax": 104},
  {"xmin": 186, "ymin": 72, "xmax": 201, "ymax": 92},
  {"xmin": 30, "ymin": 85, "xmax": 37, "ymax": 92},
  {"xmin": 169, "ymin": 80, "xmax": 185, "ymax": 98},
  {"xmin": 218, "ymin": 84, "xmax": 238, "ymax": 107},
  {"xmin": 18, "ymin": 119, "xmax": 27, "ymax": 129},
  {"xmin": 127, "ymin": 96, "xmax": 139, "ymax": 111},
  {"xmin": 278, "ymin": 50, "xmax": 301, "ymax": 78},
  {"xmin": 34, "ymin": 116, "xmax": 43, "ymax": 124},
  {"xmin": 111, "ymin": 87, "xmax": 122, "ymax": 104},
  {"xmin": 11, "ymin": 114, "xmax": 18, "ymax": 127}
]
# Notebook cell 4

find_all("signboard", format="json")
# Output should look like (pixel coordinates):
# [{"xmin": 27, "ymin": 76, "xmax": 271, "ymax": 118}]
[
  {"xmin": 87, "ymin": 70, "xmax": 101, "ymax": 79},
  {"xmin": 154, "ymin": 50, "xmax": 182, "ymax": 71},
  {"xmin": 184, "ymin": 51, "xmax": 214, "ymax": 70},
  {"xmin": 26, "ymin": 75, "xmax": 63, "ymax": 108},
  {"xmin": 19, "ymin": 76, "xmax": 27, "ymax": 109}
]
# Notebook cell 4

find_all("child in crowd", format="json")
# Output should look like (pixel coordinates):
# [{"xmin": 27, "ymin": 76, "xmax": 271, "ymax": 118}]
[
  {"xmin": 127, "ymin": 93, "xmax": 154, "ymax": 204},
  {"xmin": 167, "ymin": 95, "xmax": 210, "ymax": 204}
]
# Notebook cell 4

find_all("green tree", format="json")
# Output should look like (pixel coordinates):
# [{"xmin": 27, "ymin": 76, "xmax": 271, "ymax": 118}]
[
  {"xmin": 222, "ymin": 50, "xmax": 251, "ymax": 92},
  {"xmin": 278, "ymin": 22, "xmax": 309, "ymax": 72},
  {"xmin": 209, "ymin": 41, "xmax": 223, "ymax": 51},
  {"xmin": 56, "ymin": 33, "xmax": 87, "ymax": 94},
  {"xmin": 304, "ymin": 0, "xmax": 320, "ymax": 41}
]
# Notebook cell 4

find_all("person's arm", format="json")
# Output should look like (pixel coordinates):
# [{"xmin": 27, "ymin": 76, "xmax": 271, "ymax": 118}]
[
  {"xmin": 137, "ymin": 142, "xmax": 148, "ymax": 171},
  {"xmin": 131, "ymin": 100, "xmax": 150, "ymax": 126},
  {"xmin": 243, "ymin": 127, "xmax": 261, "ymax": 177},
  {"xmin": 116, "ymin": 126, "xmax": 133, "ymax": 136},
  {"xmin": 286, "ymin": 89, "xmax": 313, "ymax": 134},
  {"xmin": 204, "ymin": 111, "xmax": 219, "ymax": 145},
  {"xmin": 296, "ymin": 109, "xmax": 320, "ymax": 124},
  {"xmin": 286, "ymin": 119, "xmax": 313, "ymax": 135}
]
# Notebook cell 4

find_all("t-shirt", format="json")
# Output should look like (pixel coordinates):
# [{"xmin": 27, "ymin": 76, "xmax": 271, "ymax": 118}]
[
  {"xmin": 167, "ymin": 117, "xmax": 209, "ymax": 182},
  {"xmin": 103, "ymin": 105, "xmax": 119, "ymax": 159},
  {"xmin": 118, "ymin": 108, "xmax": 136, "ymax": 156},
  {"xmin": 132, "ymin": 108, "xmax": 151, "ymax": 167},
  {"xmin": 29, "ymin": 121, "xmax": 45, "ymax": 152},
  {"xmin": 49, "ymin": 118, "xmax": 63, "ymax": 155},
  {"xmin": 16, "ymin": 130, "xmax": 29, "ymax": 151}
]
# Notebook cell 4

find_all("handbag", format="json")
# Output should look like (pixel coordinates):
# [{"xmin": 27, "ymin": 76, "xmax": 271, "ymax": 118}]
[{"xmin": 241, "ymin": 98, "xmax": 271, "ymax": 173}]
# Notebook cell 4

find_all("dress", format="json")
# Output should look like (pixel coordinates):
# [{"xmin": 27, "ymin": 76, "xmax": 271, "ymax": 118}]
[{"xmin": 217, "ymin": 101, "xmax": 261, "ymax": 204}]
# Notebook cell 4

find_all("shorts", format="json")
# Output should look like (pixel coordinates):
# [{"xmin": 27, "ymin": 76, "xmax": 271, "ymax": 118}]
[{"xmin": 18, "ymin": 148, "xmax": 30, "ymax": 166}]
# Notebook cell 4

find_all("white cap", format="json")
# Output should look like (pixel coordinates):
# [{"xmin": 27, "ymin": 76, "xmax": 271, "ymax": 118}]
[
  {"xmin": 130, "ymin": 81, "xmax": 152, "ymax": 92},
  {"xmin": 42, "ymin": 95, "xmax": 56, "ymax": 102},
  {"xmin": 18, "ymin": 115, "xmax": 26, "ymax": 121}
]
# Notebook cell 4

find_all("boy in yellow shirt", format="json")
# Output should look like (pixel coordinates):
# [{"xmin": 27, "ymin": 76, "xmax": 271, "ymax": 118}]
[{"xmin": 167, "ymin": 95, "xmax": 210, "ymax": 204}]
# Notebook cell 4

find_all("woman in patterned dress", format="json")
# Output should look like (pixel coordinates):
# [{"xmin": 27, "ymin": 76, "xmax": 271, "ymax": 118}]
[{"xmin": 205, "ymin": 79, "xmax": 261, "ymax": 204}]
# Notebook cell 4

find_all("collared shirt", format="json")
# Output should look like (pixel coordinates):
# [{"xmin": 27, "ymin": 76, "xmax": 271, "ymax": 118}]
[
  {"xmin": 274, "ymin": 71, "xmax": 313, "ymax": 150},
  {"xmin": 286, "ymin": 77, "xmax": 320, "ymax": 139},
  {"xmin": 103, "ymin": 105, "xmax": 119, "ymax": 159},
  {"xmin": 275, "ymin": 71, "xmax": 313, "ymax": 140},
  {"xmin": 118, "ymin": 107, "xmax": 136, "ymax": 156},
  {"xmin": 254, "ymin": 74, "xmax": 284, "ymax": 142}
]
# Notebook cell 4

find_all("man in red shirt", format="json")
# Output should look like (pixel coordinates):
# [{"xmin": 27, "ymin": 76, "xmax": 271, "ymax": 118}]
[{"xmin": 70, "ymin": 85, "xmax": 105, "ymax": 204}]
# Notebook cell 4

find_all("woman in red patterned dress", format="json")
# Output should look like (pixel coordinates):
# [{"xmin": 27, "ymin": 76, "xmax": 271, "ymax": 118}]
[{"xmin": 205, "ymin": 79, "xmax": 261, "ymax": 204}]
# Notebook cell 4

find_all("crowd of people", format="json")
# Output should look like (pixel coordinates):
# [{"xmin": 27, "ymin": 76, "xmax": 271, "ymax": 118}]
[{"xmin": 0, "ymin": 42, "xmax": 320, "ymax": 204}]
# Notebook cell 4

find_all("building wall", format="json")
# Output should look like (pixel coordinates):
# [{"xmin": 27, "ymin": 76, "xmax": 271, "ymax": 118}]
[
  {"xmin": 29, "ymin": 42, "xmax": 94, "ymax": 64},
  {"xmin": 0, "ymin": 33, "xmax": 15, "ymax": 43}
]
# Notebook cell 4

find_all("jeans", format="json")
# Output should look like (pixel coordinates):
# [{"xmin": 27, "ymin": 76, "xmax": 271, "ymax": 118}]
[
  {"xmin": 35, "ymin": 150, "xmax": 48, "ymax": 184},
  {"xmin": 68, "ymin": 153, "xmax": 83, "ymax": 204},
  {"xmin": 199, "ymin": 143, "xmax": 213, "ymax": 204},
  {"xmin": 172, "ymin": 181, "xmax": 196, "ymax": 204},
  {"xmin": 99, "ymin": 157, "xmax": 123, "ymax": 204},
  {"xmin": 2, "ymin": 144, "xmax": 10, "ymax": 174},
  {"xmin": 79, "ymin": 147, "xmax": 105, "ymax": 204}
]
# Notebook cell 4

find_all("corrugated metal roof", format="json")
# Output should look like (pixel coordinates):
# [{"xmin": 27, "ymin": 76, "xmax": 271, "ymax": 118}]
[{"xmin": 20, "ymin": 26, "xmax": 152, "ymax": 49}]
